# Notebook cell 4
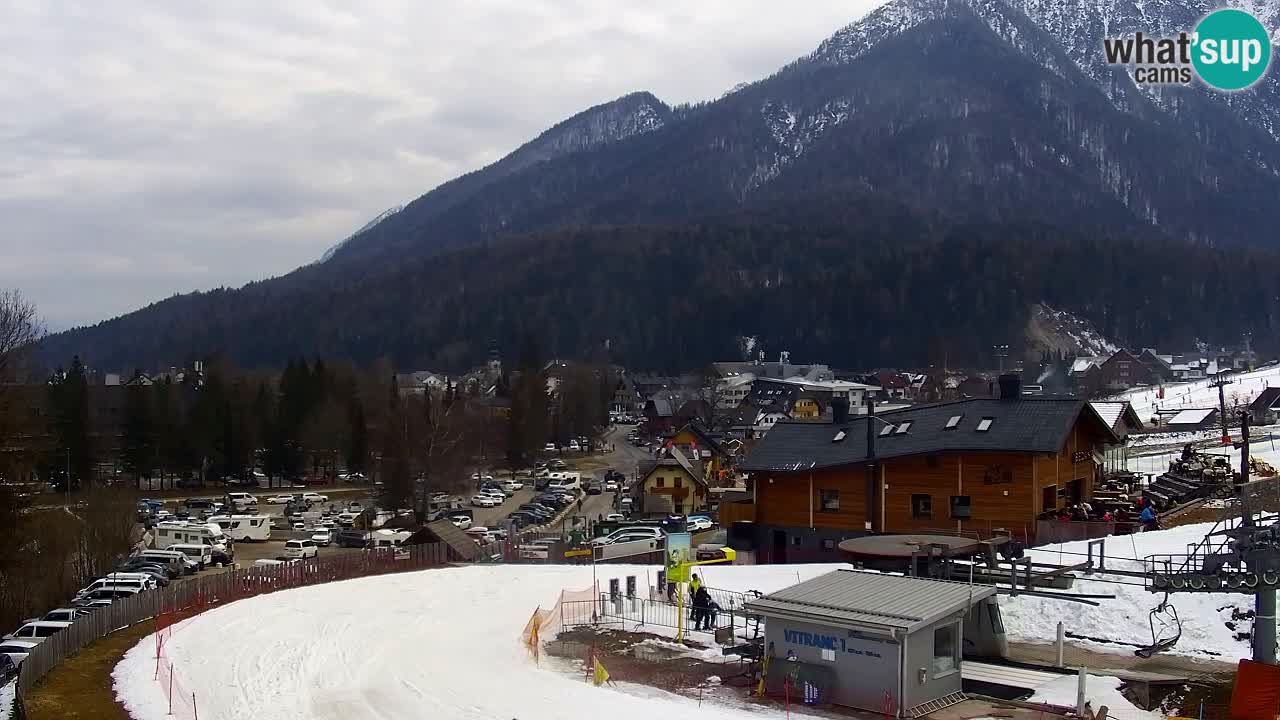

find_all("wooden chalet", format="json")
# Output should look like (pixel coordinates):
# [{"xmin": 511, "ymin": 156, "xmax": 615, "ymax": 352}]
[{"xmin": 736, "ymin": 375, "xmax": 1118, "ymax": 563}]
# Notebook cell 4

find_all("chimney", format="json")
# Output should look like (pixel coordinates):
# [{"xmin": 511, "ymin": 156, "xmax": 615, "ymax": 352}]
[
  {"xmin": 832, "ymin": 397, "xmax": 849, "ymax": 425},
  {"xmin": 865, "ymin": 397, "xmax": 876, "ymax": 459},
  {"xmin": 998, "ymin": 373, "xmax": 1022, "ymax": 401}
]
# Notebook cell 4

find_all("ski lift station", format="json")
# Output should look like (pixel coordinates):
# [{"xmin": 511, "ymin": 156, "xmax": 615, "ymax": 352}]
[{"xmin": 745, "ymin": 569, "xmax": 1003, "ymax": 717}]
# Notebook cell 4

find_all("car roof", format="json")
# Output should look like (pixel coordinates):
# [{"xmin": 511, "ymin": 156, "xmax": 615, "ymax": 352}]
[{"xmin": 0, "ymin": 639, "xmax": 40, "ymax": 649}]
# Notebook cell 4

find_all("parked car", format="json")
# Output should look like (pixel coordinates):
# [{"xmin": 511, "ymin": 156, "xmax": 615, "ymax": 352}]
[
  {"xmin": 184, "ymin": 498, "xmax": 216, "ymax": 510},
  {"xmin": 226, "ymin": 491, "xmax": 258, "ymax": 509},
  {"xmin": 3, "ymin": 620, "xmax": 72, "ymax": 643},
  {"xmin": 604, "ymin": 481, "xmax": 619, "ymax": 492},
  {"xmin": 346, "ymin": 501, "xmax": 363, "ymax": 512},
  {"xmin": 605, "ymin": 513, "xmax": 625, "ymax": 522},
  {"xmin": 590, "ymin": 526, "xmax": 664, "ymax": 546},
  {"xmin": 41, "ymin": 608, "xmax": 90, "ymax": 623},
  {"xmin": 568, "ymin": 440, "xmax": 581, "ymax": 452},
  {"xmin": 686, "ymin": 516, "xmax": 715, "ymax": 532},
  {"xmin": 543, "ymin": 443, "xmax": 557, "ymax": 453},
  {"xmin": 450, "ymin": 515, "xmax": 473, "ymax": 530},
  {"xmin": 336, "ymin": 529, "xmax": 370, "ymax": 548},
  {"xmin": 284, "ymin": 539, "xmax": 318, "ymax": 559},
  {"xmin": 586, "ymin": 481, "xmax": 603, "ymax": 495},
  {"xmin": 310, "ymin": 529, "xmax": 334, "ymax": 547},
  {"xmin": 71, "ymin": 588, "xmax": 141, "ymax": 607},
  {"xmin": 465, "ymin": 527, "xmax": 492, "ymax": 543},
  {"xmin": 266, "ymin": 494, "xmax": 294, "ymax": 504},
  {"xmin": 471, "ymin": 494, "xmax": 497, "ymax": 508},
  {"xmin": 0, "ymin": 639, "xmax": 39, "ymax": 668}
]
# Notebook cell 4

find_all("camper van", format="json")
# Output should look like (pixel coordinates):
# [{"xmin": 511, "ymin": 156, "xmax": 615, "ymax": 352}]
[
  {"xmin": 135, "ymin": 549, "xmax": 198, "ymax": 575},
  {"xmin": 370, "ymin": 529, "xmax": 411, "ymax": 550},
  {"xmin": 166, "ymin": 543, "xmax": 214, "ymax": 568},
  {"xmin": 154, "ymin": 521, "xmax": 228, "ymax": 553},
  {"xmin": 207, "ymin": 514, "xmax": 271, "ymax": 542}
]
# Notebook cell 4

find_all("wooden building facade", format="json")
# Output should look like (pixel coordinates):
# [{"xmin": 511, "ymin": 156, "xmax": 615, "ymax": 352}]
[{"xmin": 739, "ymin": 376, "xmax": 1116, "ymax": 563}]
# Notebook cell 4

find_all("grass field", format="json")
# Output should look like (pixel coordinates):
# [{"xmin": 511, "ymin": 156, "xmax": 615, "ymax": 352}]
[{"xmin": 21, "ymin": 621, "xmax": 156, "ymax": 720}]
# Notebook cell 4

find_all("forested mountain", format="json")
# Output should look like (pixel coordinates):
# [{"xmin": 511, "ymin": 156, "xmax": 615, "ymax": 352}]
[{"xmin": 42, "ymin": 0, "xmax": 1280, "ymax": 371}]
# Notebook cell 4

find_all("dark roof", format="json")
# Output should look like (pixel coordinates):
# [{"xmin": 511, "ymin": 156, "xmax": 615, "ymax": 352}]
[
  {"xmin": 406, "ymin": 520, "xmax": 479, "ymax": 561},
  {"xmin": 744, "ymin": 569, "xmax": 995, "ymax": 632},
  {"xmin": 740, "ymin": 396, "xmax": 1116, "ymax": 472},
  {"xmin": 674, "ymin": 421, "xmax": 726, "ymax": 456},
  {"xmin": 1250, "ymin": 387, "xmax": 1280, "ymax": 413}
]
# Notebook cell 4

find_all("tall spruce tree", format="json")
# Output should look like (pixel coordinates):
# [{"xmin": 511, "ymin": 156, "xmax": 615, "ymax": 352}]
[{"xmin": 121, "ymin": 378, "xmax": 154, "ymax": 484}]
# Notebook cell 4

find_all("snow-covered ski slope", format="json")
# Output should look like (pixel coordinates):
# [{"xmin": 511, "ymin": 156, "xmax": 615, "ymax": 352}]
[
  {"xmin": 114, "ymin": 564, "xmax": 845, "ymax": 720},
  {"xmin": 1111, "ymin": 363, "xmax": 1280, "ymax": 423},
  {"xmin": 1005, "ymin": 521, "xmax": 1259, "ymax": 661},
  {"xmin": 113, "ymin": 527, "xmax": 1252, "ymax": 720}
]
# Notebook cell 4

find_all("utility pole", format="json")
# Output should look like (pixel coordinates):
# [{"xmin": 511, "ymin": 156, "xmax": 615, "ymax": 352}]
[
  {"xmin": 1239, "ymin": 411, "xmax": 1277, "ymax": 663},
  {"xmin": 1214, "ymin": 374, "xmax": 1233, "ymax": 445}
]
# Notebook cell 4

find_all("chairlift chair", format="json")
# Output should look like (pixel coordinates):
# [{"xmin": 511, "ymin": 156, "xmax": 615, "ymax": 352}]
[{"xmin": 1134, "ymin": 594, "xmax": 1181, "ymax": 658}]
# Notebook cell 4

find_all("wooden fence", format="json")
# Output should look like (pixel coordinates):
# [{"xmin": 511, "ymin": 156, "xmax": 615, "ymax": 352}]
[{"xmin": 13, "ymin": 542, "xmax": 449, "ymax": 703}]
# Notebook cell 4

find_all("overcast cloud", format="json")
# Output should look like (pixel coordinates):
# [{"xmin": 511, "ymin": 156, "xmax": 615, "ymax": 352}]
[{"xmin": 0, "ymin": 1, "xmax": 885, "ymax": 329}]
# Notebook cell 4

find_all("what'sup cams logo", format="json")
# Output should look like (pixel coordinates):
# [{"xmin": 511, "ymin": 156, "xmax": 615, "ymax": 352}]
[{"xmin": 1103, "ymin": 8, "xmax": 1273, "ymax": 91}]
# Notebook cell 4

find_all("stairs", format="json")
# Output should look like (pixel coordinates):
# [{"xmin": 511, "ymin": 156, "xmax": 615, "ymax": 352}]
[{"xmin": 907, "ymin": 691, "xmax": 967, "ymax": 718}]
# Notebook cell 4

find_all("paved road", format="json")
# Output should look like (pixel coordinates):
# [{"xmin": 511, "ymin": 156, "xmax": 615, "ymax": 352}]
[{"xmin": 468, "ymin": 425, "xmax": 653, "ymax": 531}]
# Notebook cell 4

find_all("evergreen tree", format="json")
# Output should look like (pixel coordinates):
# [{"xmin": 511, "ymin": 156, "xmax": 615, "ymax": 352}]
[
  {"xmin": 382, "ymin": 376, "xmax": 412, "ymax": 509},
  {"xmin": 48, "ymin": 356, "xmax": 92, "ymax": 489},
  {"xmin": 121, "ymin": 379, "xmax": 154, "ymax": 483},
  {"xmin": 346, "ymin": 393, "xmax": 368, "ymax": 474}
]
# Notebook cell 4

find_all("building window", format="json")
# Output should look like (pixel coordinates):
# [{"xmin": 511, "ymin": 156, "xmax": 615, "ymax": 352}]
[
  {"xmin": 976, "ymin": 417, "xmax": 994, "ymax": 432},
  {"xmin": 911, "ymin": 494, "xmax": 932, "ymax": 519},
  {"xmin": 819, "ymin": 489, "xmax": 839, "ymax": 512},
  {"xmin": 950, "ymin": 496, "xmax": 971, "ymax": 518},
  {"xmin": 655, "ymin": 477, "xmax": 665, "ymax": 488},
  {"xmin": 932, "ymin": 624, "xmax": 959, "ymax": 676},
  {"xmin": 895, "ymin": 421, "xmax": 912, "ymax": 434},
  {"xmin": 879, "ymin": 424, "xmax": 894, "ymax": 437},
  {"xmin": 674, "ymin": 477, "xmax": 683, "ymax": 488},
  {"xmin": 945, "ymin": 414, "xmax": 963, "ymax": 429}
]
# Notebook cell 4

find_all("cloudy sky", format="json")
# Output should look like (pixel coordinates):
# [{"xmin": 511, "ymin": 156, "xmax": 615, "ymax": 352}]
[{"xmin": 0, "ymin": 1, "xmax": 886, "ymax": 329}]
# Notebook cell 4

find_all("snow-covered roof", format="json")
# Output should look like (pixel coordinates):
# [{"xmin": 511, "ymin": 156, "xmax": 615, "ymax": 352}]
[
  {"xmin": 1089, "ymin": 401, "xmax": 1127, "ymax": 429},
  {"xmin": 1167, "ymin": 408, "xmax": 1217, "ymax": 425},
  {"xmin": 1071, "ymin": 357, "xmax": 1100, "ymax": 374}
]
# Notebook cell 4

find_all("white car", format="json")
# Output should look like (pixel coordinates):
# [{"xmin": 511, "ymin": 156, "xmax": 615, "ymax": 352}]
[
  {"xmin": 471, "ymin": 494, "xmax": 498, "ymax": 508},
  {"xmin": 480, "ymin": 491, "xmax": 505, "ymax": 504},
  {"xmin": 605, "ymin": 513, "xmax": 625, "ymax": 522},
  {"xmin": 3, "ymin": 620, "xmax": 72, "ymax": 643},
  {"xmin": 301, "ymin": 492, "xmax": 328, "ymax": 504},
  {"xmin": 450, "ymin": 515, "xmax": 473, "ymax": 530},
  {"xmin": 604, "ymin": 481, "xmax": 619, "ymax": 492},
  {"xmin": 284, "ymin": 539, "xmax": 318, "ymax": 559},
  {"xmin": 590, "ymin": 526, "xmax": 664, "ymax": 546},
  {"xmin": 687, "ymin": 517, "xmax": 714, "ymax": 532},
  {"xmin": 310, "ymin": 529, "xmax": 334, "ymax": 546},
  {"xmin": 544, "ymin": 443, "xmax": 557, "ymax": 452},
  {"xmin": 465, "ymin": 527, "xmax": 493, "ymax": 543},
  {"xmin": 568, "ymin": 441, "xmax": 581, "ymax": 452},
  {"xmin": 472, "ymin": 473, "xmax": 495, "ymax": 483},
  {"xmin": 501, "ymin": 480, "xmax": 521, "ymax": 493},
  {"xmin": 0, "ymin": 639, "xmax": 39, "ymax": 666},
  {"xmin": 265, "ymin": 494, "xmax": 293, "ymax": 504},
  {"xmin": 347, "ymin": 501, "xmax": 363, "ymax": 512}
]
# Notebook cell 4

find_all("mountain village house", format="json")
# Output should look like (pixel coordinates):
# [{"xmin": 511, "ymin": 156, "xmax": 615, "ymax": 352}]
[{"xmin": 736, "ymin": 375, "xmax": 1118, "ymax": 563}]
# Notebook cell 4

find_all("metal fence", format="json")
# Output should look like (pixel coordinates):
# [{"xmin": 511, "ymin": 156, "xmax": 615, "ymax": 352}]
[
  {"xmin": 558, "ymin": 584, "xmax": 763, "ymax": 644},
  {"xmin": 12, "ymin": 542, "xmax": 449, "ymax": 709}
]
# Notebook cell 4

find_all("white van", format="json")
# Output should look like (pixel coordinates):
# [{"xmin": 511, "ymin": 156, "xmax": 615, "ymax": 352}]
[
  {"xmin": 3, "ymin": 621, "xmax": 72, "ymax": 644},
  {"xmin": 548, "ymin": 473, "xmax": 581, "ymax": 492},
  {"xmin": 136, "ymin": 549, "xmax": 198, "ymax": 574},
  {"xmin": 370, "ymin": 530, "xmax": 411, "ymax": 550},
  {"xmin": 226, "ymin": 492, "xmax": 258, "ymax": 510},
  {"xmin": 76, "ymin": 577, "xmax": 151, "ymax": 599},
  {"xmin": 208, "ymin": 514, "xmax": 271, "ymax": 542},
  {"xmin": 166, "ymin": 543, "xmax": 213, "ymax": 568},
  {"xmin": 154, "ymin": 522, "xmax": 228, "ymax": 552}
]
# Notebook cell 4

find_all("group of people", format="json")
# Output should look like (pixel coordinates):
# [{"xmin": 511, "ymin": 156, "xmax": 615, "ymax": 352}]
[
  {"xmin": 688, "ymin": 574, "xmax": 721, "ymax": 632},
  {"xmin": 1047, "ymin": 496, "xmax": 1162, "ymax": 530}
]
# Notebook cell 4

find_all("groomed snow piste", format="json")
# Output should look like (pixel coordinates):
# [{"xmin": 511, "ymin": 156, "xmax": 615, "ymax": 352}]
[
  {"xmin": 113, "ymin": 523, "xmax": 1252, "ymax": 720},
  {"xmin": 114, "ymin": 564, "xmax": 847, "ymax": 720}
]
